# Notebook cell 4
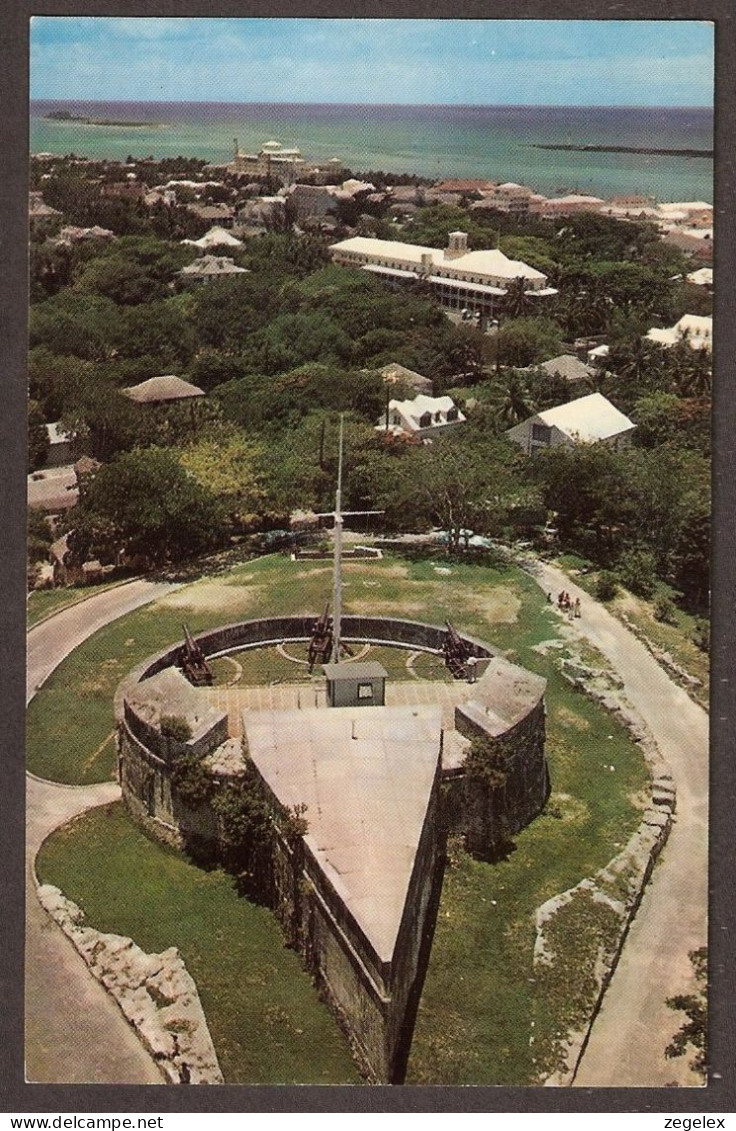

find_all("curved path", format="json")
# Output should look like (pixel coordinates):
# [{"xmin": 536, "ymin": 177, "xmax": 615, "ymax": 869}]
[
  {"xmin": 525, "ymin": 559, "xmax": 708, "ymax": 1088},
  {"xmin": 26, "ymin": 580, "xmax": 177, "ymax": 1084}
]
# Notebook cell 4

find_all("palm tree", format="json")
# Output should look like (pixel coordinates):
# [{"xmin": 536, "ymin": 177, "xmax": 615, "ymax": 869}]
[
  {"xmin": 504, "ymin": 276, "xmax": 531, "ymax": 319},
  {"xmin": 675, "ymin": 345, "xmax": 712, "ymax": 399},
  {"xmin": 496, "ymin": 371, "xmax": 534, "ymax": 428}
]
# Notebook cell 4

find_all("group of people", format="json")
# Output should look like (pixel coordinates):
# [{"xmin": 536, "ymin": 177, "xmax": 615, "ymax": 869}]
[{"xmin": 552, "ymin": 590, "xmax": 581, "ymax": 619}]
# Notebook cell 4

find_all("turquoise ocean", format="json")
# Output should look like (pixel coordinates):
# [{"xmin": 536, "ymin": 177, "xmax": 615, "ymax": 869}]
[{"xmin": 30, "ymin": 101, "xmax": 713, "ymax": 203}]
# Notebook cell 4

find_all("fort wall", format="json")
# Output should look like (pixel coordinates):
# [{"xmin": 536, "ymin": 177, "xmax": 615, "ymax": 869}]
[{"xmin": 115, "ymin": 616, "xmax": 548, "ymax": 1081}]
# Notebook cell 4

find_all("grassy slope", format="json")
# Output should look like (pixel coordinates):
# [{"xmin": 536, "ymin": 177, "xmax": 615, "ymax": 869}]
[{"xmin": 37, "ymin": 804, "xmax": 360, "ymax": 1084}]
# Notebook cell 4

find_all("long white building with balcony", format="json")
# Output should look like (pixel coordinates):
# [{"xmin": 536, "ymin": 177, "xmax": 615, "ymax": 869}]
[{"xmin": 329, "ymin": 231, "xmax": 557, "ymax": 317}]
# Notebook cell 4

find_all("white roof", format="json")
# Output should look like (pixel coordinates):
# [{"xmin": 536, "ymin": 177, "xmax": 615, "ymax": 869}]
[
  {"xmin": 647, "ymin": 314, "xmax": 713, "ymax": 349},
  {"xmin": 46, "ymin": 422, "xmax": 72, "ymax": 445},
  {"xmin": 686, "ymin": 268, "xmax": 713, "ymax": 286},
  {"xmin": 657, "ymin": 201, "xmax": 713, "ymax": 213},
  {"xmin": 536, "ymin": 393, "xmax": 634, "ymax": 443},
  {"xmin": 331, "ymin": 236, "xmax": 545, "ymax": 282},
  {"xmin": 675, "ymin": 314, "xmax": 712, "ymax": 335},
  {"xmin": 545, "ymin": 194, "xmax": 605, "ymax": 205},
  {"xmin": 181, "ymin": 226, "xmax": 243, "ymax": 249},
  {"xmin": 179, "ymin": 255, "xmax": 249, "ymax": 277},
  {"xmin": 382, "ymin": 394, "xmax": 465, "ymax": 433},
  {"xmin": 646, "ymin": 327, "xmax": 680, "ymax": 347},
  {"xmin": 341, "ymin": 178, "xmax": 375, "ymax": 194}
]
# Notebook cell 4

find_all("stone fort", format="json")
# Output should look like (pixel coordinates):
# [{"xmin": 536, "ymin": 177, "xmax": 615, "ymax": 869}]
[{"xmin": 115, "ymin": 614, "xmax": 549, "ymax": 1083}]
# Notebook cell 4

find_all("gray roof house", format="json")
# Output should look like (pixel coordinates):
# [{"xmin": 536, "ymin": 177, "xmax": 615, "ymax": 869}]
[{"xmin": 524, "ymin": 354, "xmax": 597, "ymax": 386}]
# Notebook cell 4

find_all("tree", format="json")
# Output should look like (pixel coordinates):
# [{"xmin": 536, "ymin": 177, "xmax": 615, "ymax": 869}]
[
  {"xmin": 531, "ymin": 443, "xmax": 634, "ymax": 562},
  {"xmin": 631, "ymin": 392, "xmax": 683, "ymax": 449},
  {"xmin": 495, "ymin": 317, "xmax": 563, "ymax": 369},
  {"xmin": 503, "ymin": 276, "xmax": 533, "ymax": 319},
  {"xmin": 672, "ymin": 344, "xmax": 712, "ymax": 400},
  {"xmin": 75, "ymin": 254, "xmax": 168, "ymax": 305},
  {"xmin": 495, "ymin": 371, "xmax": 535, "ymax": 429},
  {"xmin": 665, "ymin": 947, "xmax": 707, "ymax": 1080},
  {"xmin": 28, "ymin": 400, "xmax": 50, "ymax": 472},
  {"xmin": 177, "ymin": 425, "xmax": 274, "ymax": 530},
  {"xmin": 385, "ymin": 436, "xmax": 521, "ymax": 548},
  {"xmin": 74, "ymin": 446, "xmax": 227, "ymax": 566}
]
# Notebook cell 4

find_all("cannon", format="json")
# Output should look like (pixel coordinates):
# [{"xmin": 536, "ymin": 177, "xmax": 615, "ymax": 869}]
[
  {"xmin": 308, "ymin": 604, "xmax": 333, "ymax": 672},
  {"xmin": 443, "ymin": 620, "xmax": 470, "ymax": 680},
  {"xmin": 177, "ymin": 623, "xmax": 213, "ymax": 687}
]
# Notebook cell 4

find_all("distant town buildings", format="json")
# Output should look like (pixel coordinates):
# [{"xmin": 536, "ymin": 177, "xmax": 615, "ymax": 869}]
[{"xmin": 229, "ymin": 139, "xmax": 345, "ymax": 186}]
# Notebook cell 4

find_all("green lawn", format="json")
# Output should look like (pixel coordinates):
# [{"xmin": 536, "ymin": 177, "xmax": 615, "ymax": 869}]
[
  {"xmin": 28, "ymin": 551, "xmax": 649, "ymax": 1083},
  {"xmin": 37, "ymin": 804, "xmax": 360, "ymax": 1085}
]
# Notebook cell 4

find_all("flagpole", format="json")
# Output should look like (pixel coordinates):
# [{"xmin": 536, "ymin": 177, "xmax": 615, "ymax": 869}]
[{"xmin": 332, "ymin": 414, "xmax": 344, "ymax": 662}]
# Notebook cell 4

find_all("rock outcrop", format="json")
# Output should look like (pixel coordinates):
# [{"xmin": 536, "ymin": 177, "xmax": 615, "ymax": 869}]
[{"xmin": 37, "ymin": 885, "xmax": 223, "ymax": 1084}]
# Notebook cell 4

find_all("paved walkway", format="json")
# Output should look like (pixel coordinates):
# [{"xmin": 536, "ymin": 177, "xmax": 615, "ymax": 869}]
[
  {"xmin": 525, "ymin": 559, "xmax": 708, "ymax": 1088},
  {"xmin": 206, "ymin": 678, "xmax": 467, "ymax": 735},
  {"xmin": 26, "ymin": 580, "xmax": 176, "ymax": 1084}
]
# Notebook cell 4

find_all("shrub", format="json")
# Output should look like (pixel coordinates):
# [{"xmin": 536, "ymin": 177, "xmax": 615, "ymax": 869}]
[
  {"xmin": 160, "ymin": 714, "xmax": 193, "ymax": 742},
  {"xmin": 595, "ymin": 570, "xmax": 618, "ymax": 602},
  {"xmin": 170, "ymin": 750, "xmax": 214, "ymax": 808},
  {"xmin": 653, "ymin": 594, "xmax": 678, "ymax": 625},
  {"xmin": 692, "ymin": 618, "xmax": 710, "ymax": 654},
  {"xmin": 464, "ymin": 735, "xmax": 508, "ymax": 790},
  {"xmin": 617, "ymin": 549, "xmax": 656, "ymax": 598}
]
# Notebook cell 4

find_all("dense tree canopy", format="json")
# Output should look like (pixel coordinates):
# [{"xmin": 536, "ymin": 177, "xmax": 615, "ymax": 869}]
[{"xmin": 70, "ymin": 447, "xmax": 227, "ymax": 566}]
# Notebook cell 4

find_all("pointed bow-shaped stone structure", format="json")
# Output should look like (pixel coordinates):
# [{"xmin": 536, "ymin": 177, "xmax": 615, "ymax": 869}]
[{"xmin": 244, "ymin": 704, "xmax": 445, "ymax": 1082}]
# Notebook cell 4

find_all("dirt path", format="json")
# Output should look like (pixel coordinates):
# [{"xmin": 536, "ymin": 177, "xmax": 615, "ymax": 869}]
[
  {"xmin": 26, "ymin": 580, "xmax": 177, "ymax": 1084},
  {"xmin": 525, "ymin": 558, "xmax": 708, "ymax": 1088}
]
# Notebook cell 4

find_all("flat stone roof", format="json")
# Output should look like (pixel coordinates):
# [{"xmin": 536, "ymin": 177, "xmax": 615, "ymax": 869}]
[
  {"xmin": 127, "ymin": 667, "xmax": 226, "ymax": 743},
  {"xmin": 244, "ymin": 704, "xmax": 442, "ymax": 963}
]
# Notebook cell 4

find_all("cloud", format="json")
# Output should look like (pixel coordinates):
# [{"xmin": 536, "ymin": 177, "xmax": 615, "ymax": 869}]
[{"xmin": 30, "ymin": 17, "xmax": 714, "ymax": 106}]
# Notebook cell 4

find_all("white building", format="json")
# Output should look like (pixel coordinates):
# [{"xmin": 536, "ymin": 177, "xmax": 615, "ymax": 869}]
[
  {"xmin": 532, "ymin": 194, "xmax": 605, "ymax": 218},
  {"xmin": 330, "ymin": 231, "xmax": 556, "ymax": 317},
  {"xmin": 646, "ymin": 314, "xmax": 713, "ymax": 352},
  {"xmin": 377, "ymin": 394, "xmax": 466, "ymax": 439},
  {"xmin": 686, "ymin": 267, "xmax": 713, "ymax": 288},
  {"xmin": 506, "ymin": 393, "xmax": 635, "ymax": 455},
  {"xmin": 181, "ymin": 225, "xmax": 243, "ymax": 250}
]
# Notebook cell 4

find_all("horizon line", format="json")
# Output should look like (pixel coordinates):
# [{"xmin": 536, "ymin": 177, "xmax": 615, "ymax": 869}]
[{"xmin": 30, "ymin": 98, "xmax": 714, "ymax": 111}]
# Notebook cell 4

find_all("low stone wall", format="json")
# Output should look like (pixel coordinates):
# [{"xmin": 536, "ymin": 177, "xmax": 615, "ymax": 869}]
[
  {"xmin": 533, "ymin": 798, "xmax": 673, "ymax": 1086},
  {"xmin": 126, "ymin": 615, "xmax": 497, "ymax": 687},
  {"xmin": 37, "ymin": 884, "xmax": 223, "ymax": 1084},
  {"xmin": 619, "ymin": 611, "xmax": 705, "ymax": 699}
]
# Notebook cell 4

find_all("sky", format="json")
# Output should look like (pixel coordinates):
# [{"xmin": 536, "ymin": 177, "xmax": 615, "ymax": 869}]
[{"xmin": 30, "ymin": 18, "xmax": 714, "ymax": 107}]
